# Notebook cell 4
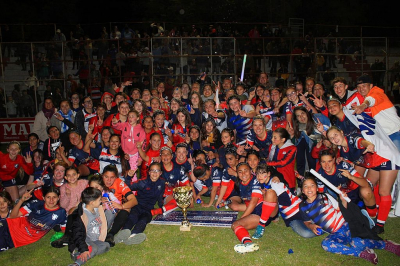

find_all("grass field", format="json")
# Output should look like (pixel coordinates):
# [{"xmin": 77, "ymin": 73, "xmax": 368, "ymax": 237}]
[
  {"xmin": 1, "ymin": 206, "xmax": 399, "ymax": 266},
  {"xmin": 1, "ymin": 144, "xmax": 400, "ymax": 265}
]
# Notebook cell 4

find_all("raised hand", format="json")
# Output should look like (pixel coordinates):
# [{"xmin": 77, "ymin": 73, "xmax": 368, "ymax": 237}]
[
  {"xmin": 363, "ymin": 143, "xmax": 375, "ymax": 154},
  {"xmin": 24, "ymin": 152, "xmax": 32, "ymax": 164}
]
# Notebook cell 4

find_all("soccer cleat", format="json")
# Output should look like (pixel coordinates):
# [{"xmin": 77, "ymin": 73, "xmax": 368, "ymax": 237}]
[
  {"xmin": 51, "ymin": 234, "xmax": 69, "ymax": 248},
  {"xmin": 252, "ymin": 225, "xmax": 265, "ymax": 239},
  {"xmin": 105, "ymin": 233, "xmax": 115, "ymax": 247},
  {"xmin": 372, "ymin": 225, "xmax": 384, "ymax": 234},
  {"xmin": 124, "ymin": 233, "xmax": 147, "ymax": 245},
  {"xmin": 384, "ymin": 240, "xmax": 400, "ymax": 256},
  {"xmin": 234, "ymin": 242, "xmax": 260, "ymax": 254},
  {"xmin": 114, "ymin": 229, "xmax": 131, "ymax": 244},
  {"xmin": 359, "ymin": 249, "xmax": 378, "ymax": 264}
]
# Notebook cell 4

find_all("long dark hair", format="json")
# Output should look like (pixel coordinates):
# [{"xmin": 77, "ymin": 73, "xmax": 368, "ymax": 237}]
[
  {"xmin": 109, "ymin": 134, "xmax": 129, "ymax": 176},
  {"xmin": 201, "ymin": 118, "xmax": 220, "ymax": 145},
  {"xmin": 292, "ymin": 106, "xmax": 314, "ymax": 139}
]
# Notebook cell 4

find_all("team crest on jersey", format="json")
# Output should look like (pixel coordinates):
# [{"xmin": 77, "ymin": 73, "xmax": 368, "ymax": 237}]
[
  {"xmin": 52, "ymin": 213, "xmax": 59, "ymax": 220},
  {"xmin": 36, "ymin": 210, "xmax": 41, "ymax": 214},
  {"xmin": 2, "ymin": 165, "xmax": 6, "ymax": 169},
  {"xmin": 120, "ymin": 181, "xmax": 125, "ymax": 187},
  {"xmin": 14, "ymin": 164, "xmax": 19, "ymax": 168},
  {"xmin": 180, "ymin": 168, "xmax": 185, "ymax": 175},
  {"xmin": 157, "ymin": 185, "xmax": 162, "ymax": 190},
  {"xmin": 169, "ymin": 175, "xmax": 175, "ymax": 180},
  {"xmin": 213, "ymin": 169, "xmax": 219, "ymax": 176},
  {"xmin": 283, "ymin": 152, "xmax": 287, "ymax": 155}
]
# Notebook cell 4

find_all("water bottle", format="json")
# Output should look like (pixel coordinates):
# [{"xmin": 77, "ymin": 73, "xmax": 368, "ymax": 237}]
[
  {"xmin": 103, "ymin": 192, "xmax": 117, "ymax": 214},
  {"xmin": 217, "ymin": 199, "xmax": 232, "ymax": 209}
]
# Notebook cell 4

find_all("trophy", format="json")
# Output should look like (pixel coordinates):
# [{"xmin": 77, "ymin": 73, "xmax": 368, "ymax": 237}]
[{"xmin": 172, "ymin": 186, "xmax": 193, "ymax": 231}]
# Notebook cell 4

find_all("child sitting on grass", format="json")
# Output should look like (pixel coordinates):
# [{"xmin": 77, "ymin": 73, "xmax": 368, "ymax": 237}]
[{"xmin": 68, "ymin": 187, "xmax": 109, "ymax": 266}]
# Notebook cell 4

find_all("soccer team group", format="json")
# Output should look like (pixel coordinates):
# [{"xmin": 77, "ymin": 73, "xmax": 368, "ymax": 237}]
[{"xmin": 0, "ymin": 73, "xmax": 400, "ymax": 265}]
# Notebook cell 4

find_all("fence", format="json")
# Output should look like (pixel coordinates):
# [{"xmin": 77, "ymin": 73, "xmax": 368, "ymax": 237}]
[{"xmin": 1, "ymin": 35, "xmax": 400, "ymax": 117}]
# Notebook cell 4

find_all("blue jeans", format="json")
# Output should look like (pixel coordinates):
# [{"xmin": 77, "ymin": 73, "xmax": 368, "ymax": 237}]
[
  {"xmin": 289, "ymin": 220, "xmax": 318, "ymax": 238},
  {"xmin": 389, "ymin": 131, "xmax": 400, "ymax": 152}
]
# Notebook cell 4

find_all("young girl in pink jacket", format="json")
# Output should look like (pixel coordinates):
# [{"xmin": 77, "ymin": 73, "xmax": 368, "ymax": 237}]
[{"xmin": 112, "ymin": 109, "xmax": 146, "ymax": 182}]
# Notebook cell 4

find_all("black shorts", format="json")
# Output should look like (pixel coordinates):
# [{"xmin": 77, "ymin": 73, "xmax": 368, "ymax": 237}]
[
  {"xmin": 0, "ymin": 220, "xmax": 15, "ymax": 252},
  {"xmin": 251, "ymin": 202, "xmax": 263, "ymax": 216},
  {"xmin": 1, "ymin": 179, "xmax": 17, "ymax": 188},
  {"xmin": 372, "ymin": 160, "xmax": 400, "ymax": 171},
  {"xmin": 226, "ymin": 189, "xmax": 240, "ymax": 200}
]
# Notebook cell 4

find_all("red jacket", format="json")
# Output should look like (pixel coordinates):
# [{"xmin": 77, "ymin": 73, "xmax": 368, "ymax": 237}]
[
  {"xmin": 267, "ymin": 141, "xmax": 297, "ymax": 188},
  {"xmin": 0, "ymin": 152, "xmax": 34, "ymax": 182}
]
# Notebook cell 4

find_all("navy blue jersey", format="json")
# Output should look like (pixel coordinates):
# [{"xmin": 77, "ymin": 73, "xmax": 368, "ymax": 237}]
[
  {"xmin": 129, "ymin": 177, "xmax": 165, "ymax": 211},
  {"xmin": 246, "ymin": 129, "xmax": 273, "ymax": 159},
  {"xmin": 317, "ymin": 161, "xmax": 359, "ymax": 193},
  {"xmin": 173, "ymin": 157, "xmax": 192, "ymax": 175},
  {"xmin": 339, "ymin": 134, "xmax": 364, "ymax": 165},
  {"xmin": 333, "ymin": 115, "xmax": 360, "ymax": 136},
  {"xmin": 90, "ymin": 144, "xmax": 123, "ymax": 175},
  {"xmin": 7, "ymin": 199, "xmax": 67, "ymax": 248},
  {"xmin": 69, "ymin": 146, "xmax": 99, "ymax": 170},
  {"xmin": 196, "ymin": 167, "xmax": 222, "ymax": 196},
  {"xmin": 190, "ymin": 108, "xmax": 202, "ymax": 127},
  {"xmin": 162, "ymin": 162, "xmax": 189, "ymax": 196},
  {"xmin": 238, "ymin": 175, "xmax": 262, "ymax": 203}
]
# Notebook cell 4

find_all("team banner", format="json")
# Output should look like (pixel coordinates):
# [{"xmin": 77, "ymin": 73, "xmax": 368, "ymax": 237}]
[
  {"xmin": 0, "ymin": 118, "xmax": 35, "ymax": 143},
  {"xmin": 343, "ymin": 109, "xmax": 400, "ymax": 167},
  {"xmin": 150, "ymin": 211, "xmax": 238, "ymax": 228}
]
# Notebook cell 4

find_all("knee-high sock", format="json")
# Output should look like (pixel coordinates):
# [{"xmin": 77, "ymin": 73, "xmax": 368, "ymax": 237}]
[
  {"xmin": 162, "ymin": 199, "xmax": 177, "ymax": 213},
  {"xmin": 374, "ymin": 184, "xmax": 381, "ymax": 207},
  {"xmin": 234, "ymin": 226, "xmax": 252, "ymax": 244},
  {"xmin": 365, "ymin": 204, "xmax": 377, "ymax": 218},
  {"xmin": 377, "ymin": 195, "xmax": 392, "ymax": 227},
  {"xmin": 259, "ymin": 202, "xmax": 277, "ymax": 227},
  {"xmin": 151, "ymin": 199, "xmax": 177, "ymax": 215}
]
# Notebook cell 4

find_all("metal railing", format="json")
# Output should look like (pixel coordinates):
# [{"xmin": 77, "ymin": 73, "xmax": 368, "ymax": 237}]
[{"xmin": 1, "ymin": 35, "xmax": 399, "ymax": 118}]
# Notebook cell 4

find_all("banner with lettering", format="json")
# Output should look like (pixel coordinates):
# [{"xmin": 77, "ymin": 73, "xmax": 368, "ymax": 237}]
[{"xmin": 0, "ymin": 118, "xmax": 35, "ymax": 143}]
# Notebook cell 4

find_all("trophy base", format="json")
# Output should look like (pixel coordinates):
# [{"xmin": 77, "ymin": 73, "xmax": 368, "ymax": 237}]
[{"xmin": 180, "ymin": 224, "xmax": 192, "ymax": 231}]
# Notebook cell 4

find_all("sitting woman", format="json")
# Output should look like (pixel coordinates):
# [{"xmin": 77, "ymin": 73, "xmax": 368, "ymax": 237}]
[
  {"xmin": 300, "ymin": 176, "xmax": 400, "ymax": 264},
  {"xmin": 0, "ymin": 187, "xmax": 67, "ymax": 251}
]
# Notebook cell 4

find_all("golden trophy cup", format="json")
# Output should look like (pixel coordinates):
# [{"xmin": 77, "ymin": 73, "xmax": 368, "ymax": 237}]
[{"xmin": 172, "ymin": 186, "xmax": 193, "ymax": 231}]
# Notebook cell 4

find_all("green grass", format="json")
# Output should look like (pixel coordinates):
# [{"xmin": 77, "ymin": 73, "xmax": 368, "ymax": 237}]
[{"xmin": 1, "ymin": 209, "xmax": 399, "ymax": 266}]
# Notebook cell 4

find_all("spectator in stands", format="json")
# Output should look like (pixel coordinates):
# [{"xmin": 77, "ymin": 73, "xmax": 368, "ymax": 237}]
[
  {"xmin": 11, "ymin": 84, "xmax": 23, "ymax": 117},
  {"xmin": 21, "ymin": 90, "xmax": 34, "ymax": 117},
  {"xmin": 6, "ymin": 96, "xmax": 17, "ymax": 118}
]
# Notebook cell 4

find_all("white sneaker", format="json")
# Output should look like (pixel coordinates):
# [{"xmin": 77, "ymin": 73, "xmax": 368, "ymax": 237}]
[
  {"xmin": 388, "ymin": 209, "xmax": 397, "ymax": 218},
  {"xmin": 114, "ymin": 229, "xmax": 131, "ymax": 244},
  {"xmin": 234, "ymin": 242, "xmax": 259, "ymax": 254},
  {"xmin": 124, "ymin": 233, "xmax": 146, "ymax": 245}
]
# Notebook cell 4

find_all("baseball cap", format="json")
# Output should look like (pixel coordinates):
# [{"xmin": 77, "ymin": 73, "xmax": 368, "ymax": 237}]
[{"xmin": 356, "ymin": 74, "xmax": 372, "ymax": 85}]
